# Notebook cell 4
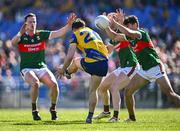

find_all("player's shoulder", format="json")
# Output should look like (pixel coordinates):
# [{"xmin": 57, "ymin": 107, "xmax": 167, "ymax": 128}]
[
  {"xmin": 69, "ymin": 32, "xmax": 78, "ymax": 44},
  {"xmin": 138, "ymin": 28, "xmax": 149, "ymax": 34}
]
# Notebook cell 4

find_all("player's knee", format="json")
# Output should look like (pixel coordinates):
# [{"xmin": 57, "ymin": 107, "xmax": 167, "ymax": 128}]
[
  {"xmin": 50, "ymin": 82, "xmax": 58, "ymax": 90},
  {"xmin": 99, "ymin": 86, "xmax": 107, "ymax": 95},
  {"xmin": 89, "ymin": 87, "xmax": 97, "ymax": 94},
  {"xmin": 32, "ymin": 81, "xmax": 40, "ymax": 88},
  {"xmin": 98, "ymin": 85, "xmax": 103, "ymax": 92},
  {"xmin": 110, "ymin": 86, "xmax": 117, "ymax": 94}
]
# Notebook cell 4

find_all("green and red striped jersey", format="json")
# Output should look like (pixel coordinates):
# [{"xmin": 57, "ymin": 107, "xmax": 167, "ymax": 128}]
[
  {"xmin": 18, "ymin": 30, "xmax": 51, "ymax": 70},
  {"xmin": 126, "ymin": 29, "xmax": 161, "ymax": 70},
  {"xmin": 110, "ymin": 40, "xmax": 138, "ymax": 67}
]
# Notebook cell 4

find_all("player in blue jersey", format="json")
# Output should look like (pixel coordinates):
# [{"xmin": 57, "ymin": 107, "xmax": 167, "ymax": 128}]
[{"xmin": 56, "ymin": 18, "xmax": 109, "ymax": 123}]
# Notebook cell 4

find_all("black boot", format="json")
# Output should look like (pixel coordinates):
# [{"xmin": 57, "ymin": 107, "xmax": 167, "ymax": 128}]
[{"xmin": 32, "ymin": 110, "xmax": 41, "ymax": 121}]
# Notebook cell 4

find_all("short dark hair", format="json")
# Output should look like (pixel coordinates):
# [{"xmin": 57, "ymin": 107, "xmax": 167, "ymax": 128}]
[
  {"xmin": 72, "ymin": 18, "xmax": 86, "ymax": 30},
  {"xmin": 123, "ymin": 15, "xmax": 139, "ymax": 27},
  {"xmin": 24, "ymin": 13, "xmax": 36, "ymax": 22}
]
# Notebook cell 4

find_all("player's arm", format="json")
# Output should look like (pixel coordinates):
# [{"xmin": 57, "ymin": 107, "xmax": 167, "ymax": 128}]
[
  {"xmin": 105, "ymin": 26, "xmax": 126, "ymax": 42},
  {"xmin": 11, "ymin": 23, "xmax": 26, "ymax": 45},
  {"xmin": 49, "ymin": 13, "xmax": 76, "ymax": 40},
  {"xmin": 62, "ymin": 44, "xmax": 76, "ymax": 71},
  {"xmin": 111, "ymin": 9, "xmax": 141, "ymax": 40},
  {"xmin": 113, "ymin": 20, "xmax": 141, "ymax": 39},
  {"xmin": 56, "ymin": 33, "xmax": 77, "ymax": 78},
  {"xmin": 62, "ymin": 33, "xmax": 78, "ymax": 71},
  {"xmin": 11, "ymin": 32, "xmax": 21, "ymax": 46}
]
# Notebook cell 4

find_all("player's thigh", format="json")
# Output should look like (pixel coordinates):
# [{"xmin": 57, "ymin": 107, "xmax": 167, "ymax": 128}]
[
  {"xmin": 156, "ymin": 74, "xmax": 174, "ymax": 94},
  {"xmin": 99, "ymin": 72, "xmax": 117, "ymax": 91},
  {"xmin": 40, "ymin": 69, "xmax": 58, "ymax": 88},
  {"xmin": 73, "ymin": 57, "xmax": 84, "ymax": 71},
  {"xmin": 24, "ymin": 71, "xmax": 40, "ymax": 87},
  {"xmin": 111, "ymin": 72, "xmax": 130, "ymax": 92},
  {"xmin": 125, "ymin": 73, "xmax": 149, "ymax": 94}
]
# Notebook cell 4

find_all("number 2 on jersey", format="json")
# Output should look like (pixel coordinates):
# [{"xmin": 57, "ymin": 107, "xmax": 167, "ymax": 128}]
[{"xmin": 80, "ymin": 31, "xmax": 102, "ymax": 43}]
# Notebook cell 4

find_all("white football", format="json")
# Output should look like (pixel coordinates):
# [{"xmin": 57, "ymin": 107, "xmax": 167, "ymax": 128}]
[{"xmin": 95, "ymin": 15, "xmax": 110, "ymax": 30}]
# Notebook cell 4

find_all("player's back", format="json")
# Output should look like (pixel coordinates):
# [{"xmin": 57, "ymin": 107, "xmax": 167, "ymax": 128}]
[{"xmin": 74, "ymin": 27, "xmax": 108, "ymax": 62}]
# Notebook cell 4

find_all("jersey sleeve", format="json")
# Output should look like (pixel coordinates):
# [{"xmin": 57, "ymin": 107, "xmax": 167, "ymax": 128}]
[
  {"xmin": 69, "ymin": 33, "xmax": 78, "ymax": 45},
  {"xmin": 138, "ymin": 29, "xmax": 151, "ymax": 42},
  {"xmin": 38, "ymin": 30, "xmax": 51, "ymax": 41}
]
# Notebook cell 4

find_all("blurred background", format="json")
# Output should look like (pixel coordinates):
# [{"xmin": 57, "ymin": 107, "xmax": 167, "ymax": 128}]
[{"xmin": 0, "ymin": 0, "xmax": 179, "ymax": 109}]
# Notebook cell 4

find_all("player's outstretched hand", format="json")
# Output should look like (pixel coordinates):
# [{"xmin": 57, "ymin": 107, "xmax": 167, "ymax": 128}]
[
  {"xmin": 115, "ymin": 8, "xmax": 125, "ymax": 24},
  {"xmin": 55, "ymin": 66, "xmax": 65, "ymax": 79},
  {"xmin": 107, "ymin": 12, "xmax": 117, "ymax": 29},
  {"xmin": 67, "ymin": 13, "xmax": 77, "ymax": 26}
]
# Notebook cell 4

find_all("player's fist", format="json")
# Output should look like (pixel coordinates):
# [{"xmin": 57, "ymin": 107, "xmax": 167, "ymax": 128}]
[{"xmin": 55, "ymin": 65, "xmax": 65, "ymax": 79}]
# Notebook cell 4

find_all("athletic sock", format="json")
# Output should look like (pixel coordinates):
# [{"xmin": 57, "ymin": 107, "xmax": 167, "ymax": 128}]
[
  {"xmin": 87, "ymin": 112, "xmax": 94, "ymax": 119},
  {"xmin": 113, "ymin": 111, "xmax": 119, "ymax": 118},
  {"xmin": 32, "ymin": 103, "xmax": 37, "ymax": 111},
  {"xmin": 50, "ymin": 103, "xmax": 56, "ymax": 111},
  {"xmin": 129, "ymin": 115, "xmax": 136, "ymax": 121},
  {"xmin": 104, "ymin": 105, "xmax": 110, "ymax": 112}
]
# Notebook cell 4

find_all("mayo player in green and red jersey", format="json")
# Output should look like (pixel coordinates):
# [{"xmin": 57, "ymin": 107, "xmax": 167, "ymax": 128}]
[
  {"xmin": 11, "ymin": 13, "xmax": 76, "ymax": 121},
  {"xmin": 93, "ymin": 13, "xmax": 139, "ymax": 122},
  {"xmin": 111, "ymin": 10, "xmax": 180, "ymax": 121},
  {"xmin": 94, "ymin": 40, "xmax": 139, "ymax": 122}
]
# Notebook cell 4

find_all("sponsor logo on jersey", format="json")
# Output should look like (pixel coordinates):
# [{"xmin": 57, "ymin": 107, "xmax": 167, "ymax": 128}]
[{"xmin": 18, "ymin": 42, "xmax": 45, "ymax": 52}]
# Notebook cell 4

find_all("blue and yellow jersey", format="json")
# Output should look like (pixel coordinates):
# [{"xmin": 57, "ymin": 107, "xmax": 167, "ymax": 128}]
[{"xmin": 70, "ymin": 27, "xmax": 108, "ymax": 63}]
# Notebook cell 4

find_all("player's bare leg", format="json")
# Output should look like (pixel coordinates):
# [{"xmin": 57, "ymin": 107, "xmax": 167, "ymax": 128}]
[
  {"xmin": 156, "ymin": 74, "xmax": 180, "ymax": 107},
  {"xmin": 40, "ymin": 71, "xmax": 59, "ymax": 120},
  {"xmin": 66, "ymin": 57, "xmax": 100, "ymax": 123},
  {"xmin": 24, "ymin": 71, "xmax": 41, "ymax": 120},
  {"xmin": 86, "ymin": 75, "xmax": 103, "ymax": 123},
  {"xmin": 124, "ymin": 74, "xmax": 149, "ymax": 121},
  {"xmin": 109, "ymin": 72, "xmax": 130, "ymax": 122},
  {"xmin": 99, "ymin": 72, "xmax": 116, "ymax": 107},
  {"xmin": 93, "ymin": 72, "xmax": 117, "ymax": 119}
]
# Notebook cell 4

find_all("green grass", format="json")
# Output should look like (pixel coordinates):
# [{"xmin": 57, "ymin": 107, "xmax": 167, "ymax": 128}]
[{"xmin": 0, "ymin": 109, "xmax": 179, "ymax": 131}]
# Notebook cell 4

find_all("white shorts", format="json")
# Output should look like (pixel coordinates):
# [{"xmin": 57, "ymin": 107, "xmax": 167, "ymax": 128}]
[
  {"xmin": 137, "ymin": 64, "xmax": 165, "ymax": 82},
  {"xmin": 113, "ymin": 64, "xmax": 140, "ymax": 79},
  {"xmin": 21, "ymin": 67, "xmax": 55, "ymax": 80}
]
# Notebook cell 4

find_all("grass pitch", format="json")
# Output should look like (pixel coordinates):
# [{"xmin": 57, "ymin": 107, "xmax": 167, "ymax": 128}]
[{"xmin": 0, "ymin": 109, "xmax": 179, "ymax": 131}]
